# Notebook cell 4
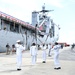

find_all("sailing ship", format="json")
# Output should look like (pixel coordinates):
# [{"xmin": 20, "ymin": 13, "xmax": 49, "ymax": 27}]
[{"xmin": 0, "ymin": 4, "xmax": 60, "ymax": 52}]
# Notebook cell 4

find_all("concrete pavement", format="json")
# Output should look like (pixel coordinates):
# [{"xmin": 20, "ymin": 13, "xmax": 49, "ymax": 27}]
[{"xmin": 0, "ymin": 46, "xmax": 75, "ymax": 75}]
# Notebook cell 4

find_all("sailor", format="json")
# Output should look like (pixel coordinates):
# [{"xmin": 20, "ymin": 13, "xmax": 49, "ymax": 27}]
[
  {"xmin": 6, "ymin": 43, "xmax": 10, "ymax": 55},
  {"xmin": 30, "ymin": 43, "xmax": 38, "ymax": 65},
  {"xmin": 53, "ymin": 42, "xmax": 61, "ymax": 70},
  {"xmin": 15, "ymin": 40, "xmax": 25, "ymax": 71},
  {"xmin": 48, "ymin": 43, "xmax": 52, "ymax": 57},
  {"xmin": 42, "ymin": 43, "xmax": 47, "ymax": 63}
]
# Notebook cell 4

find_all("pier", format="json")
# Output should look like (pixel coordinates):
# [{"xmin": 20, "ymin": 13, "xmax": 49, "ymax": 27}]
[{"xmin": 0, "ymin": 46, "xmax": 75, "ymax": 75}]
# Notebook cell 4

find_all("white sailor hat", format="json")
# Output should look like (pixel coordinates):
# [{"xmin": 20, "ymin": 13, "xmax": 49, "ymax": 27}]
[{"xmin": 16, "ymin": 40, "xmax": 21, "ymax": 42}]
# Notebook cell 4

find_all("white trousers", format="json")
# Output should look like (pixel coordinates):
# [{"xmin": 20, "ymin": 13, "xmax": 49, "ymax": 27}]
[
  {"xmin": 48, "ymin": 49, "xmax": 51, "ymax": 56},
  {"xmin": 16, "ymin": 55, "xmax": 22, "ymax": 69},
  {"xmin": 31, "ymin": 55, "xmax": 37, "ymax": 65},
  {"xmin": 42, "ymin": 51, "xmax": 46, "ymax": 61},
  {"xmin": 54, "ymin": 52, "xmax": 60, "ymax": 68}
]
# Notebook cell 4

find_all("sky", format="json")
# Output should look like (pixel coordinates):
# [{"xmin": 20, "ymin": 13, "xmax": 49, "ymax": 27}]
[{"xmin": 0, "ymin": 0, "xmax": 75, "ymax": 44}]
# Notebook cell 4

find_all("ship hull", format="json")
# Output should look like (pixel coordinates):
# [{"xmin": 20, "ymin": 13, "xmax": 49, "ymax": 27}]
[{"xmin": 0, "ymin": 30, "xmax": 27, "ymax": 52}]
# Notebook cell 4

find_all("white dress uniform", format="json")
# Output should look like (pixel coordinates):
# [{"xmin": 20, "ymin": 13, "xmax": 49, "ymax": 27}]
[
  {"xmin": 42, "ymin": 45, "xmax": 47, "ymax": 63},
  {"xmin": 15, "ymin": 42, "xmax": 25, "ymax": 69},
  {"xmin": 53, "ymin": 44, "xmax": 61, "ymax": 68},
  {"xmin": 30, "ymin": 45, "xmax": 37, "ymax": 65}
]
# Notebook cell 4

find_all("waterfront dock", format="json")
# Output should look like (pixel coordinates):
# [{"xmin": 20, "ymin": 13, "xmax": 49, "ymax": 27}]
[{"xmin": 0, "ymin": 46, "xmax": 75, "ymax": 75}]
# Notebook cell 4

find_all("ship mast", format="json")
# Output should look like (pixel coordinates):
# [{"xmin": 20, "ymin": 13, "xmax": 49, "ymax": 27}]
[
  {"xmin": 38, "ymin": 3, "xmax": 54, "ymax": 28},
  {"xmin": 32, "ymin": 3, "xmax": 60, "ymax": 44}
]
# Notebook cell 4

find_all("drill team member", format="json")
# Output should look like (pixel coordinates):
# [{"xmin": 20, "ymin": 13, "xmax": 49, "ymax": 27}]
[
  {"xmin": 15, "ymin": 40, "xmax": 25, "ymax": 71},
  {"xmin": 53, "ymin": 42, "xmax": 61, "ymax": 70},
  {"xmin": 30, "ymin": 43, "xmax": 37, "ymax": 65}
]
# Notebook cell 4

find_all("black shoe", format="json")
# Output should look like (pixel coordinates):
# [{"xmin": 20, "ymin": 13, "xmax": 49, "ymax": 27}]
[
  {"xmin": 54, "ymin": 67, "xmax": 61, "ymax": 70},
  {"xmin": 17, "ymin": 69, "xmax": 21, "ymax": 71},
  {"xmin": 42, "ymin": 61, "xmax": 46, "ymax": 63}
]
